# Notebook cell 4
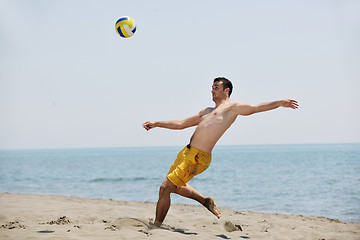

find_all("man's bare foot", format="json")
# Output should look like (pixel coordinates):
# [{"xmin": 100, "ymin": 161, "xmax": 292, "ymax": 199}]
[
  {"xmin": 149, "ymin": 221, "xmax": 162, "ymax": 230},
  {"xmin": 202, "ymin": 197, "xmax": 221, "ymax": 219}
]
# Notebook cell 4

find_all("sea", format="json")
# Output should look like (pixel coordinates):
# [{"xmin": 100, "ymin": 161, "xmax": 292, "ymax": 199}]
[{"xmin": 0, "ymin": 143, "xmax": 359, "ymax": 222}]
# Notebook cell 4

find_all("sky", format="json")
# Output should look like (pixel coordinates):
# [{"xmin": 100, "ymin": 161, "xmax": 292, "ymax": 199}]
[{"xmin": 0, "ymin": 0, "xmax": 359, "ymax": 150}]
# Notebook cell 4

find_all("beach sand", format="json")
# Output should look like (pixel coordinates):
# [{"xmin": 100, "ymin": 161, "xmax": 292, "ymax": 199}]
[{"xmin": 0, "ymin": 193, "xmax": 359, "ymax": 240}]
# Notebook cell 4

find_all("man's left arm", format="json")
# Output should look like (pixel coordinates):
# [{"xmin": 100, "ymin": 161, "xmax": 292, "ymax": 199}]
[{"xmin": 234, "ymin": 99, "xmax": 298, "ymax": 116}]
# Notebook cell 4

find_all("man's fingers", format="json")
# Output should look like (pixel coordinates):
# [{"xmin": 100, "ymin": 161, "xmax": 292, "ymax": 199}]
[
  {"xmin": 291, "ymin": 100, "xmax": 299, "ymax": 109},
  {"xmin": 287, "ymin": 99, "xmax": 298, "ymax": 109},
  {"xmin": 142, "ymin": 122, "xmax": 149, "ymax": 130},
  {"xmin": 142, "ymin": 121, "xmax": 153, "ymax": 131}
]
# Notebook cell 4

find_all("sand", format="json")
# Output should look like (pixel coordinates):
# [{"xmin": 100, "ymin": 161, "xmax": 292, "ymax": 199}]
[{"xmin": 0, "ymin": 193, "xmax": 359, "ymax": 240}]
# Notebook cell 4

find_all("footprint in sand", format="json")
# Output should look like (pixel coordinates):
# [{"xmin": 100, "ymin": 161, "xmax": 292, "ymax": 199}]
[
  {"xmin": 223, "ymin": 221, "xmax": 242, "ymax": 232},
  {"xmin": 1, "ymin": 221, "xmax": 26, "ymax": 229},
  {"xmin": 105, "ymin": 218, "xmax": 150, "ymax": 234}
]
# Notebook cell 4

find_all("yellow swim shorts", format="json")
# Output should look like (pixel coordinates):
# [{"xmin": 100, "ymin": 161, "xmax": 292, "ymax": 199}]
[{"xmin": 167, "ymin": 145, "xmax": 212, "ymax": 187}]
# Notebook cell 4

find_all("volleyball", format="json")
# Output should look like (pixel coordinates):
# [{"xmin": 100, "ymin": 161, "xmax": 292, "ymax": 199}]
[{"xmin": 115, "ymin": 16, "xmax": 137, "ymax": 38}]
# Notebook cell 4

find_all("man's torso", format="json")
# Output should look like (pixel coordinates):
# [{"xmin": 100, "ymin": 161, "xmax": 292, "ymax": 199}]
[{"xmin": 190, "ymin": 102, "xmax": 238, "ymax": 153}]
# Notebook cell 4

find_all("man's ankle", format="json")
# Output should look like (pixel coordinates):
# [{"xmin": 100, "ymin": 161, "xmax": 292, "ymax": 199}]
[{"xmin": 154, "ymin": 221, "xmax": 162, "ymax": 227}]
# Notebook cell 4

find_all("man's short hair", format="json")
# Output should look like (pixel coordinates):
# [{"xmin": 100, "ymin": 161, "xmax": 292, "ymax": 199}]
[{"xmin": 214, "ymin": 77, "xmax": 233, "ymax": 97}]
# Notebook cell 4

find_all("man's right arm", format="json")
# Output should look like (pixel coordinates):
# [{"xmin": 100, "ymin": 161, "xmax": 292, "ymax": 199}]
[
  {"xmin": 233, "ymin": 99, "xmax": 298, "ymax": 116},
  {"xmin": 142, "ymin": 110, "xmax": 204, "ymax": 131}
]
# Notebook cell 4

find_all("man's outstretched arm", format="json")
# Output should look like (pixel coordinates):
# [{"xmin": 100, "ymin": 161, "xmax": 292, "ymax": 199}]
[
  {"xmin": 142, "ymin": 110, "xmax": 204, "ymax": 131},
  {"xmin": 234, "ymin": 99, "xmax": 298, "ymax": 116}
]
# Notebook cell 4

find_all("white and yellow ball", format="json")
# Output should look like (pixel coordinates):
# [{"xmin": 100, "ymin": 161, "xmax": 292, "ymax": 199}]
[{"xmin": 115, "ymin": 16, "xmax": 137, "ymax": 38}]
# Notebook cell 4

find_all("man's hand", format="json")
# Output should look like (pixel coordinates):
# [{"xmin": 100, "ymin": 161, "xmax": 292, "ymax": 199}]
[
  {"xmin": 280, "ymin": 99, "xmax": 299, "ymax": 109},
  {"xmin": 142, "ymin": 121, "xmax": 156, "ymax": 131}
]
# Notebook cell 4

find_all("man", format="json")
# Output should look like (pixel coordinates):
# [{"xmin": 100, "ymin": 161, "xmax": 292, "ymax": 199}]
[{"xmin": 142, "ymin": 77, "xmax": 298, "ymax": 227}]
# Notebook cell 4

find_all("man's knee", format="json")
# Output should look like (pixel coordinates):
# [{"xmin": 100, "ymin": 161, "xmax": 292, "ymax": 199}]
[{"xmin": 159, "ymin": 178, "xmax": 176, "ymax": 195}]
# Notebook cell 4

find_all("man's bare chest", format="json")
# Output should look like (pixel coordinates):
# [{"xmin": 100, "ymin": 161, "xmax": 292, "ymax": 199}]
[{"xmin": 199, "ymin": 107, "xmax": 235, "ymax": 126}]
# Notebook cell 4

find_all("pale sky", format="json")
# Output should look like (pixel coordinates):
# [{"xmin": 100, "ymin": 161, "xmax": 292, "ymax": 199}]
[{"xmin": 1, "ymin": 0, "xmax": 359, "ymax": 150}]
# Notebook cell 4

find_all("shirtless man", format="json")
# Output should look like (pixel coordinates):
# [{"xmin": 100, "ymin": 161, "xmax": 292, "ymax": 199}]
[{"xmin": 142, "ymin": 77, "xmax": 298, "ymax": 227}]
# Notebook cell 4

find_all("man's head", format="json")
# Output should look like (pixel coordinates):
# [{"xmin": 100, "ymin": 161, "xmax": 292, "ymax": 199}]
[{"xmin": 213, "ymin": 77, "xmax": 233, "ymax": 98}]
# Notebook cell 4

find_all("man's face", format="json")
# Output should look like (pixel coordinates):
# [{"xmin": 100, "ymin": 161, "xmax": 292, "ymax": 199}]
[{"xmin": 211, "ymin": 81, "xmax": 227, "ymax": 101}]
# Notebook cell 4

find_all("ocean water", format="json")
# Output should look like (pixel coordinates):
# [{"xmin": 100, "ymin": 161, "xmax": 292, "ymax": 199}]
[{"xmin": 0, "ymin": 143, "xmax": 359, "ymax": 222}]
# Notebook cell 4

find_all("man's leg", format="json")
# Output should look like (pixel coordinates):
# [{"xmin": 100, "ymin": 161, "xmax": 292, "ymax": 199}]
[
  {"xmin": 174, "ymin": 183, "xmax": 205, "ymax": 203},
  {"xmin": 154, "ymin": 178, "xmax": 177, "ymax": 227},
  {"xmin": 175, "ymin": 184, "xmax": 221, "ymax": 219}
]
